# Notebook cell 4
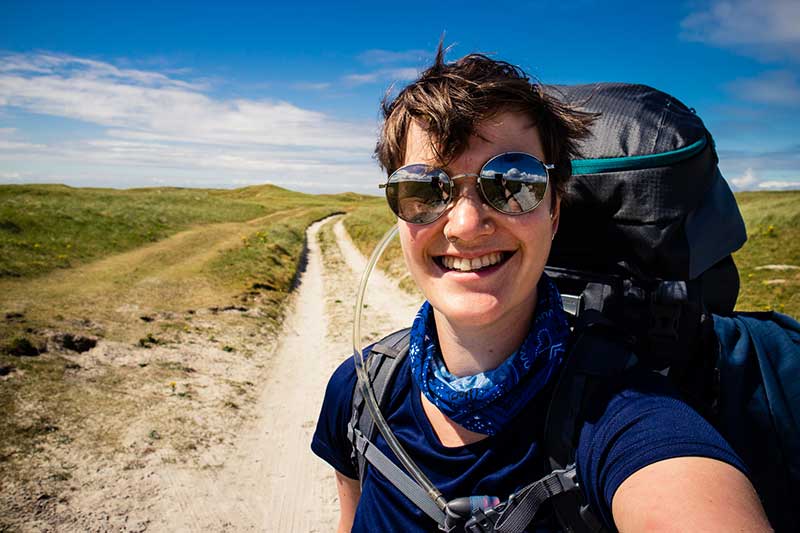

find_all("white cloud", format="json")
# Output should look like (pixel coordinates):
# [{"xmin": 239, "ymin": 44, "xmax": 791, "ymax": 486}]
[
  {"xmin": 680, "ymin": 0, "xmax": 800, "ymax": 60},
  {"xmin": 758, "ymin": 180, "xmax": 800, "ymax": 190},
  {"xmin": 0, "ymin": 139, "xmax": 47, "ymax": 150},
  {"xmin": 730, "ymin": 167, "xmax": 760, "ymax": 189},
  {"xmin": 0, "ymin": 67, "xmax": 373, "ymax": 148},
  {"xmin": 727, "ymin": 71, "xmax": 800, "ymax": 106},
  {"xmin": 726, "ymin": 167, "xmax": 800, "ymax": 191},
  {"xmin": 0, "ymin": 51, "xmax": 383, "ymax": 192}
]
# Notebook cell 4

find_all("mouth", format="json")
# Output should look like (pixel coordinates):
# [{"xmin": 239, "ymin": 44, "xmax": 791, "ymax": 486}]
[{"xmin": 435, "ymin": 251, "xmax": 514, "ymax": 273}]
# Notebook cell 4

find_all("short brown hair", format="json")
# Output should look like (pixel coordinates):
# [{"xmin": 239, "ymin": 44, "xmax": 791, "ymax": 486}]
[{"xmin": 375, "ymin": 44, "xmax": 595, "ymax": 202}]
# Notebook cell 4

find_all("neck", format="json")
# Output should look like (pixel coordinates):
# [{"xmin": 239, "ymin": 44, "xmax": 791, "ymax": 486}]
[{"xmin": 432, "ymin": 293, "xmax": 537, "ymax": 377}]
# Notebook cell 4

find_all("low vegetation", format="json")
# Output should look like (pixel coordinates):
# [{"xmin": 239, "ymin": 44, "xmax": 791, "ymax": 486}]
[
  {"xmin": 0, "ymin": 183, "xmax": 362, "ymax": 490},
  {"xmin": 340, "ymin": 199, "xmax": 417, "ymax": 293},
  {"xmin": 0, "ymin": 184, "xmax": 267, "ymax": 279},
  {"xmin": 732, "ymin": 191, "xmax": 800, "ymax": 317},
  {"xmin": 207, "ymin": 205, "xmax": 341, "ymax": 326}
]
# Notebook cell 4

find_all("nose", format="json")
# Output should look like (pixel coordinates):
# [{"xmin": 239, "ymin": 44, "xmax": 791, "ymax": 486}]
[{"xmin": 443, "ymin": 179, "xmax": 493, "ymax": 243}]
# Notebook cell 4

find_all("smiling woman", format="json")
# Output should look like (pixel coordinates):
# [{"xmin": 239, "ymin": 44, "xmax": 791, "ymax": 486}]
[
  {"xmin": 397, "ymin": 114, "xmax": 556, "ymax": 346},
  {"xmin": 310, "ymin": 44, "xmax": 772, "ymax": 533}
]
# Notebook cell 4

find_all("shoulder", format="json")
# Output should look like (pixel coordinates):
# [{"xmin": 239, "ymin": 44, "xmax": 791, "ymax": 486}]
[
  {"xmin": 576, "ymin": 370, "xmax": 747, "ymax": 529},
  {"xmin": 310, "ymin": 338, "xmax": 413, "ymax": 480}
]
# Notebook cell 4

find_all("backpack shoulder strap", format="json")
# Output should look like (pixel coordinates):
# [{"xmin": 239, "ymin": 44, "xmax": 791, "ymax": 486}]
[
  {"xmin": 543, "ymin": 310, "xmax": 638, "ymax": 532},
  {"xmin": 348, "ymin": 328, "xmax": 411, "ymax": 484}
]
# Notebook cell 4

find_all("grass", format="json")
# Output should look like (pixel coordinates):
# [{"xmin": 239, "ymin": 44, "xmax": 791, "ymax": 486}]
[
  {"xmin": 0, "ymin": 352, "xmax": 135, "ymax": 466},
  {"xmin": 0, "ymin": 183, "xmax": 369, "ymax": 280},
  {"xmin": 0, "ymin": 183, "xmax": 362, "ymax": 476},
  {"xmin": 732, "ymin": 191, "xmax": 800, "ymax": 317},
  {"xmin": 0, "ymin": 185, "xmax": 356, "ymax": 347},
  {"xmin": 207, "ymin": 206, "xmax": 335, "ymax": 292},
  {"xmin": 206, "ymin": 205, "xmax": 339, "ymax": 325},
  {"xmin": 344, "ymin": 191, "xmax": 800, "ymax": 318},
  {"xmin": 340, "ymin": 199, "xmax": 419, "ymax": 293},
  {"xmin": 0, "ymin": 184, "xmax": 265, "ymax": 278}
]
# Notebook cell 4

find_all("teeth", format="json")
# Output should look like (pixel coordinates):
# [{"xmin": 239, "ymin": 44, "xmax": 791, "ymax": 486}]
[{"xmin": 442, "ymin": 252, "xmax": 503, "ymax": 272}]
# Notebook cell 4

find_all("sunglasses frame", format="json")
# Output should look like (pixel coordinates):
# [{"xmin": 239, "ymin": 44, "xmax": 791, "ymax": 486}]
[{"xmin": 379, "ymin": 151, "xmax": 555, "ymax": 225}]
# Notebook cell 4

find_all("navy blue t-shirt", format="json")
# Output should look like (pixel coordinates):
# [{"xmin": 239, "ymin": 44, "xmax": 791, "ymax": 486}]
[{"xmin": 312, "ymin": 354, "xmax": 746, "ymax": 532}]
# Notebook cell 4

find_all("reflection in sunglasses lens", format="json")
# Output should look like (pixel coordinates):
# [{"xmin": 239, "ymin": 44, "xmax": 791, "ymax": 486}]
[
  {"xmin": 480, "ymin": 154, "xmax": 547, "ymax": 214},
  {"xmin": 387, "ymin": 166, "xmax": 450, "ymax": 224}
]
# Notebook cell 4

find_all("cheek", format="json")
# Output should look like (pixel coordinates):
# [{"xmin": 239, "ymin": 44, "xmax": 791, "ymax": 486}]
[
  {"xmin": 398, "ymin": 224, "xmax": 422, "ymax": 269},
  {"xmin": 398, "ymin": 222, "xmax": 434, "ymax": 258},
  {"xmin": 513, "ymin": 213, "xmax": 554, "ymax": 255},
  {"xmin": 398, "ymin": 223, "xmax": 439, "ymax": 283}
]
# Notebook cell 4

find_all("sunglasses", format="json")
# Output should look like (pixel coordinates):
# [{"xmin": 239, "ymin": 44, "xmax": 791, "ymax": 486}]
[{"xmin": 380, "ymin": 152, "xmax": 553, "ymax": 224}]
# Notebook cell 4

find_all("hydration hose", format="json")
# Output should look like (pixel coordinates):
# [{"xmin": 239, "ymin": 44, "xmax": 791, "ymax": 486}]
[
  {"xmin": 351, "ymin": 223, "xmax": 448, "ymax": 512},
  {"xmin": 350, "ymin": 223, "xmax": 557, "ymax": 533}
]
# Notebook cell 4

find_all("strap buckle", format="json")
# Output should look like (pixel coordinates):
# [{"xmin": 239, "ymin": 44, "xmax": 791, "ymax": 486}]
[{"xmin": 464, "ymin": 507, "xmax": 502, "ymax": 533}]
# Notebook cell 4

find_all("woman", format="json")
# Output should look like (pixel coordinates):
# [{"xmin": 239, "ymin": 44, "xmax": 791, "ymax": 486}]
[{"xmin": 312, "ymin": 47, "xmax": 770, "ymax": 532}]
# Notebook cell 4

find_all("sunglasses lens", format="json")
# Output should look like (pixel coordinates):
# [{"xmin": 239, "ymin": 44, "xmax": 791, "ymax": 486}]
[
  {"xmin": 385, "ymin": 165, "xmax": 451, "ymax": 224},
  {"xmin": 479, "ymin": 153, "xmax": 548, "ymax": 214}
]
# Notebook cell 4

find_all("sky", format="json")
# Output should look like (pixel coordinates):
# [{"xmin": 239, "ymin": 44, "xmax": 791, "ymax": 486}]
[{"xmin": 0, "ymin": 0, "xmax": 798, "ymax": 194}]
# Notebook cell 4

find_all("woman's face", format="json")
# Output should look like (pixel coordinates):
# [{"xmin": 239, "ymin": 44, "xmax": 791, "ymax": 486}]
[{"xmin": 398, "ymin": 111, "xmax": 559, "ymax": 330}]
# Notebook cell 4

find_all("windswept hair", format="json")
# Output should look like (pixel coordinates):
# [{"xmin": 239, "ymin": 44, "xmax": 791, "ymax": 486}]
[{"xmin": 375, "ymin": 42, "xmax": 596, "ymax": 202}]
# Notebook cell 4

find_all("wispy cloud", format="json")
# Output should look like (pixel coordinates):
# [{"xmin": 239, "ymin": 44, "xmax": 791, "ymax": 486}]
[
  {"xmin": 291, "ymin": 81, "xmax": 332, "ymax": 91},
  {"xmin": 342, "ymin": 67, "xmax": 420, "ymax": 87},
  {"xmin": 0, "ymin": 52, "xmax": 204, "ymax": 89},
  {"xmin": 721, "ymin": 144, "xmax": 800, "ymax": 190},
  {"xmin": 726, "ymin": 70, "xmax": 800, "ymax": 106},
  {"xmin": 680, "ymin": 0, "xmax": 800, "ymax": 61},
  {"xmin": 357, "ymin": 49, "xmax": 429, "ymax": 65},
  {"xmin": 0, "ymin": 51, "xmax": 382, "ymax": 191}
]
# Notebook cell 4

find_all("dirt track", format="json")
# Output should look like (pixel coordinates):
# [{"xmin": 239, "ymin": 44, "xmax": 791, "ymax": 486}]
[
  {"xmin": 1, "ymin": 216, "xmax": 420, "ymax": 532},
  {"xmin": 150, "ymin": 217, "xmax": 420, "ymax": 532}
]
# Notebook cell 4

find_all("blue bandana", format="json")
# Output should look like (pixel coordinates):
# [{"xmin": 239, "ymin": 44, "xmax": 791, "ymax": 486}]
[{"xmin": 408, "ymin": 274, "xmax": 569, "ymax": 436}]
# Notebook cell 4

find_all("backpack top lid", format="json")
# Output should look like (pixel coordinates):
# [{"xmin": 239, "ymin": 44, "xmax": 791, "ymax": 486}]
[{"xmin": 545, "ymin": 83, "xmax": 747, "ymax": 282}]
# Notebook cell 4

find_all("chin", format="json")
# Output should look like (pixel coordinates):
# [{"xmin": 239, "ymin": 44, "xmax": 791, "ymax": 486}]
[{"xmin": 429, "ymin": 292, "xmax": 508, "ymax": 328}]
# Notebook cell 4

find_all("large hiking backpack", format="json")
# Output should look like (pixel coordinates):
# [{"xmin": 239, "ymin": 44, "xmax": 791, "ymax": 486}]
[
  {"xmin": 347, "ymin": 83, "xmax": 799, "ymax": 532},
  {"xmin": 542, "ymin": 83, "xmax": 797, "ymax": 532}
]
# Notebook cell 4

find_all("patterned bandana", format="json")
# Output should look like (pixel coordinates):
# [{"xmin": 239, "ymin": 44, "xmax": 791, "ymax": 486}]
[{"xmin": 408, "ymin": 274, "xmax": 570, "ymax": 436}]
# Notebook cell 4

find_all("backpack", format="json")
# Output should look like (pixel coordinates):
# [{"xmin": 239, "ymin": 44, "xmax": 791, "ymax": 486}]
[{"xmin": 347, "ymin": 83, "xmax": 799, "ymax": 532}]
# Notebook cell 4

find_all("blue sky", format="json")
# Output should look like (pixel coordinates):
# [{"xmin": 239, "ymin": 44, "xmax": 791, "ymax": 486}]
[{"xmin": 0, "ymin": 0, "xmax": 798, "ymax": 193}]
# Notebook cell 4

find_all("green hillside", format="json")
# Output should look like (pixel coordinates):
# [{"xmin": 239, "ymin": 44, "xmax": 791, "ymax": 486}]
[{"xmin": 0, "ymin": 184, "xmax": 364, "ymax": 280}]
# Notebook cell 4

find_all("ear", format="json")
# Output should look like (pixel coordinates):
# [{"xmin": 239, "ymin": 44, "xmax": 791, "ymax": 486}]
[{"xmin": 550, "ymin": 194, "xmax": 561, "ymax": 239}]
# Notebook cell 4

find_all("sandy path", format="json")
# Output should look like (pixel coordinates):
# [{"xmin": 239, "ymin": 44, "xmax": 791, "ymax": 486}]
[{"xmin": 152, "ymin": 216, "xmax": 420, "ymax": 532}]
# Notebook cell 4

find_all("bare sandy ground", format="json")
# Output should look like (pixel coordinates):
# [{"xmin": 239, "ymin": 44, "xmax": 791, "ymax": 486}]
[
  {"xmin": 150, "ymin": 218, "xmax": 419, "ymax": 532},
  {"xmin": 1, "ymin": 216, "xmax": 420, "ymax": 532}
]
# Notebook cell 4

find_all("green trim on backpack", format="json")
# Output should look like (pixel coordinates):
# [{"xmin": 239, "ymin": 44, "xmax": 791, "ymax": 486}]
[{"xmin": 571, "ymin": 137, "xmax": 707, "ymax": 175}]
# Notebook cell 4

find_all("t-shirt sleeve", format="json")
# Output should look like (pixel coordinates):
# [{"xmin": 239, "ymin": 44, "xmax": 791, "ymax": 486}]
[
  {"xmin": 311, "ymin": 356, "xmax": 359, "ymax": 479},
  {"xmin": 576, "ymin": 371, "xmax": 748, "ymax": 530}
]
